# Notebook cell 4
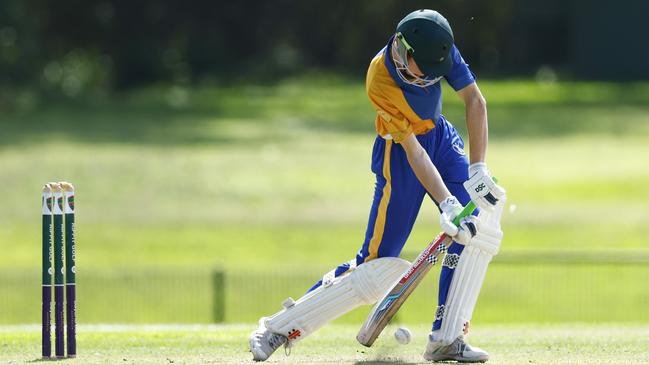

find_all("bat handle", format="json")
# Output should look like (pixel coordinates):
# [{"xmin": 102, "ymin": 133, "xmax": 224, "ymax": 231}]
[{"xmin": 451, "ymin": 201, "xmax": 476, "ymax": 226}]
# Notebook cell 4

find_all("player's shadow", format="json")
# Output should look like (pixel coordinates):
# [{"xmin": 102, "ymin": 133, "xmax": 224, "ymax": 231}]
[
  {"xmin": 353, "ymin": 361, "xmax": 418, "ymax": 365},
  {"xmin": 28, "ymin": 358, "xmax": 67, "ymax": 362}
]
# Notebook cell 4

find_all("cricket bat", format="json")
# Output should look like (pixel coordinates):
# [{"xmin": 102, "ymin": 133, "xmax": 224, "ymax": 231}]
[{"xmin": 356, "ymin": 201, "xmax": 477, "ymax": 347}]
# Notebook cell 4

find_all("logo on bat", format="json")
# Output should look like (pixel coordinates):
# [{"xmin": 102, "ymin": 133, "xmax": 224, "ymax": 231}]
[{"xmin": 288, "ymin": 329, "xmax": 301, "ymax": 340}]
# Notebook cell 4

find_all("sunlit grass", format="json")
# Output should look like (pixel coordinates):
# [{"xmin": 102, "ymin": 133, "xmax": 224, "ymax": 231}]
[
  {"xmin": 1, "ymin": 79, "xmax": 648, "ymax": 325},
  {"xmin": 1, "ymin": 324, "xmax": 648, "ymax": 364}
]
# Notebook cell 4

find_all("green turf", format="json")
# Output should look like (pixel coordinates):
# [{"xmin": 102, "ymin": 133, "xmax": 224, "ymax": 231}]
[
  {"xmin": 1, "ymin": 79, "xmax": 648, "ymax": 324},
  {"xmin": 1, "ymin": 324, "xmax": 648, "ymax": 364},
  {"xmin": 1, "ymin": 136, "xmax": 647, "ymax": 267}
]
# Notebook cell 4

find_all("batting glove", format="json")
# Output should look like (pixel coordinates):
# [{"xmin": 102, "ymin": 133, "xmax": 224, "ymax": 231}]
[
  {"xmin": 463, "ymin": 163, "xmax": 506, "ymax": 211},
  {"xmin": 439, "ymin": 196, "xmax": 479, "ymax": 245}
]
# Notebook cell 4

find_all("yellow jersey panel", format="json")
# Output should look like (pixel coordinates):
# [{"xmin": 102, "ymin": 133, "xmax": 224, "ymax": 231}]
[{"xmin": 366, "ymin": 52, "xmax": 435, "ymax": 143}]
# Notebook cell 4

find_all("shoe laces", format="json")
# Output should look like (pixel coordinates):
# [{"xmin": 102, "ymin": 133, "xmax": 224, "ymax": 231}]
[{"xmin": 454, "ymin": 335, "xmax": 468, "ymax": 353}]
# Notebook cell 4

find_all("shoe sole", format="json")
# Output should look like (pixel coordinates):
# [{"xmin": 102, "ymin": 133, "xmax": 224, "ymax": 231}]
[{"xmin": 424, "ymin": 354, "xmax": 489, "ymax": 363}]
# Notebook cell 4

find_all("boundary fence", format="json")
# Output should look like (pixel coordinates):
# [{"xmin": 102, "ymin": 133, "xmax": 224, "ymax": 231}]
[{"xmin": 1, "ymin": 250, "xmax": 648, "ymax": 324}]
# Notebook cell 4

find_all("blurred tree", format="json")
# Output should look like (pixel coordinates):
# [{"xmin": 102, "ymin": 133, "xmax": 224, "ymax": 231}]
[{"xmin": 0, "ymin": 0, "xmax": 647, "ymax": 93}]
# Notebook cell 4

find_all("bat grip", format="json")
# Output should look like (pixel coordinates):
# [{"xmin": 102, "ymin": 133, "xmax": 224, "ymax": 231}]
[{"xmin": 451, "ymin": 201, "xmax": 476, "ymax": 226}]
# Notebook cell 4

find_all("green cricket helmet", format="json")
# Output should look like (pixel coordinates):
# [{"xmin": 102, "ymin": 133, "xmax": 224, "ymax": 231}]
[{"xmin": 392, "ymin": 9, "xmax": 454, "ymax": 87}]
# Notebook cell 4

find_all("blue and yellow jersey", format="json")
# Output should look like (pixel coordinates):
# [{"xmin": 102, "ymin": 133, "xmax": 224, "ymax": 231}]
[{"xmin": 366, "ymin": 36, "xmax": 476, "ymax": 143}]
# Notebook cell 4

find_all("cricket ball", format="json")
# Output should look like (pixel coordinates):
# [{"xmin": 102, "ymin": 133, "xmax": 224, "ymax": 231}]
[{"xmin": 394, "ymin": 327, "xmax": 411, "ymax": 345}]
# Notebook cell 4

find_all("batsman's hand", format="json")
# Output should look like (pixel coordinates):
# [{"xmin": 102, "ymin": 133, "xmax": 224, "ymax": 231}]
[
  {"xmin": 463, "ymin": 163, "xmax": 506, "ymax": 211},
  {"xmin": 439, "ymin": 196, "xmax": 479, "ymax": 245}
]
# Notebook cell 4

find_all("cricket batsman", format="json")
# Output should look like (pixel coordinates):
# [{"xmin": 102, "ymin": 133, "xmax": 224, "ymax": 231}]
[{"xmin": 249, "ymin": 9, "xmax": 506, "ymax": 363}]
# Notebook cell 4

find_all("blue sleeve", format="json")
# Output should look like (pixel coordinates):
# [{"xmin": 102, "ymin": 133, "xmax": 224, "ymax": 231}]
[{"xmin": 444, "ymin": 45, "xmax": 476, "ymax": 91}]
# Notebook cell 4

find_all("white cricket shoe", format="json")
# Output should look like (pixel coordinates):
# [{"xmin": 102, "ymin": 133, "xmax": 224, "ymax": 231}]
[
  {"xmin": 249, "ymin": 317, "xmax": 287, "ymax": 361},
  {"xmin": 423, "ymin": 334, "xmax": 489, "ymax": 363}
]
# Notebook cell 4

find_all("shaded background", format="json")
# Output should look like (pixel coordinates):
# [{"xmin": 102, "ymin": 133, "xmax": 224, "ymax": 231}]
[
  {"xmin": 1, "ymin": 0, "xmax": 649, "ymax": 328},
  {"xmin": 2, "ymin": 0, "xmax": 649, "ymax": 94}
]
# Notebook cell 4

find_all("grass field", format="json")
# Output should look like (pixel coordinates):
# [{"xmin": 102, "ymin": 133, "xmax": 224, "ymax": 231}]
[
  {"xmin": 1, "ymin": 78, "xmax": 648, "ymax": 324},
  {"xmin": 2, "ymin": 324, "xmax": 649, "ymax": 364}
]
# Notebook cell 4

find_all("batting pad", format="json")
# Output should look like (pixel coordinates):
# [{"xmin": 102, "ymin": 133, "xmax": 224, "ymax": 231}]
[
  {"xmin": 265, "ymin": 257, "xmax": 410, "ymax": 343},
  {"xmin": 438, "ymin": 196, "xmax": 505, "ymax": 344}
]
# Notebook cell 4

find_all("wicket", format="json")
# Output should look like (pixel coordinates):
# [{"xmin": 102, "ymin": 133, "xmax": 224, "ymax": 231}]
[{"xmin": 41, "ymin": 182, "xmax": 76, "ymax": 358}]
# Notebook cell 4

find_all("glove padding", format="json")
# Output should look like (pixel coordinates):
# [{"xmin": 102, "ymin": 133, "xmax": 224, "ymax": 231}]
[
  {"xmin": 439, "ymin": 196, "xmax": 480, "ymax": 245},
  {"xmin": 463, "ymin": 163, "xmax": 506, "ymax": 211}
]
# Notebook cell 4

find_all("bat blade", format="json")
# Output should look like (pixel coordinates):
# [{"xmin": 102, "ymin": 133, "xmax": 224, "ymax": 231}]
[
  {"xmin": 356, "ymin": 201, "xmax": 477, "ymax": 347},
  {"xmin": 356, "ymin": 233, "xmax": 454, "ymax": 347}
]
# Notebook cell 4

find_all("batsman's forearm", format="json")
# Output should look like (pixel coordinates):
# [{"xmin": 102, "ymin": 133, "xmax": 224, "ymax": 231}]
[
  {"xmin": 465, "ymin": 94, "xmax": 488, "ymax": 164},
  {"xmin": 405, "ymin": 148, "xmax": 451, "ymax": 202}
]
